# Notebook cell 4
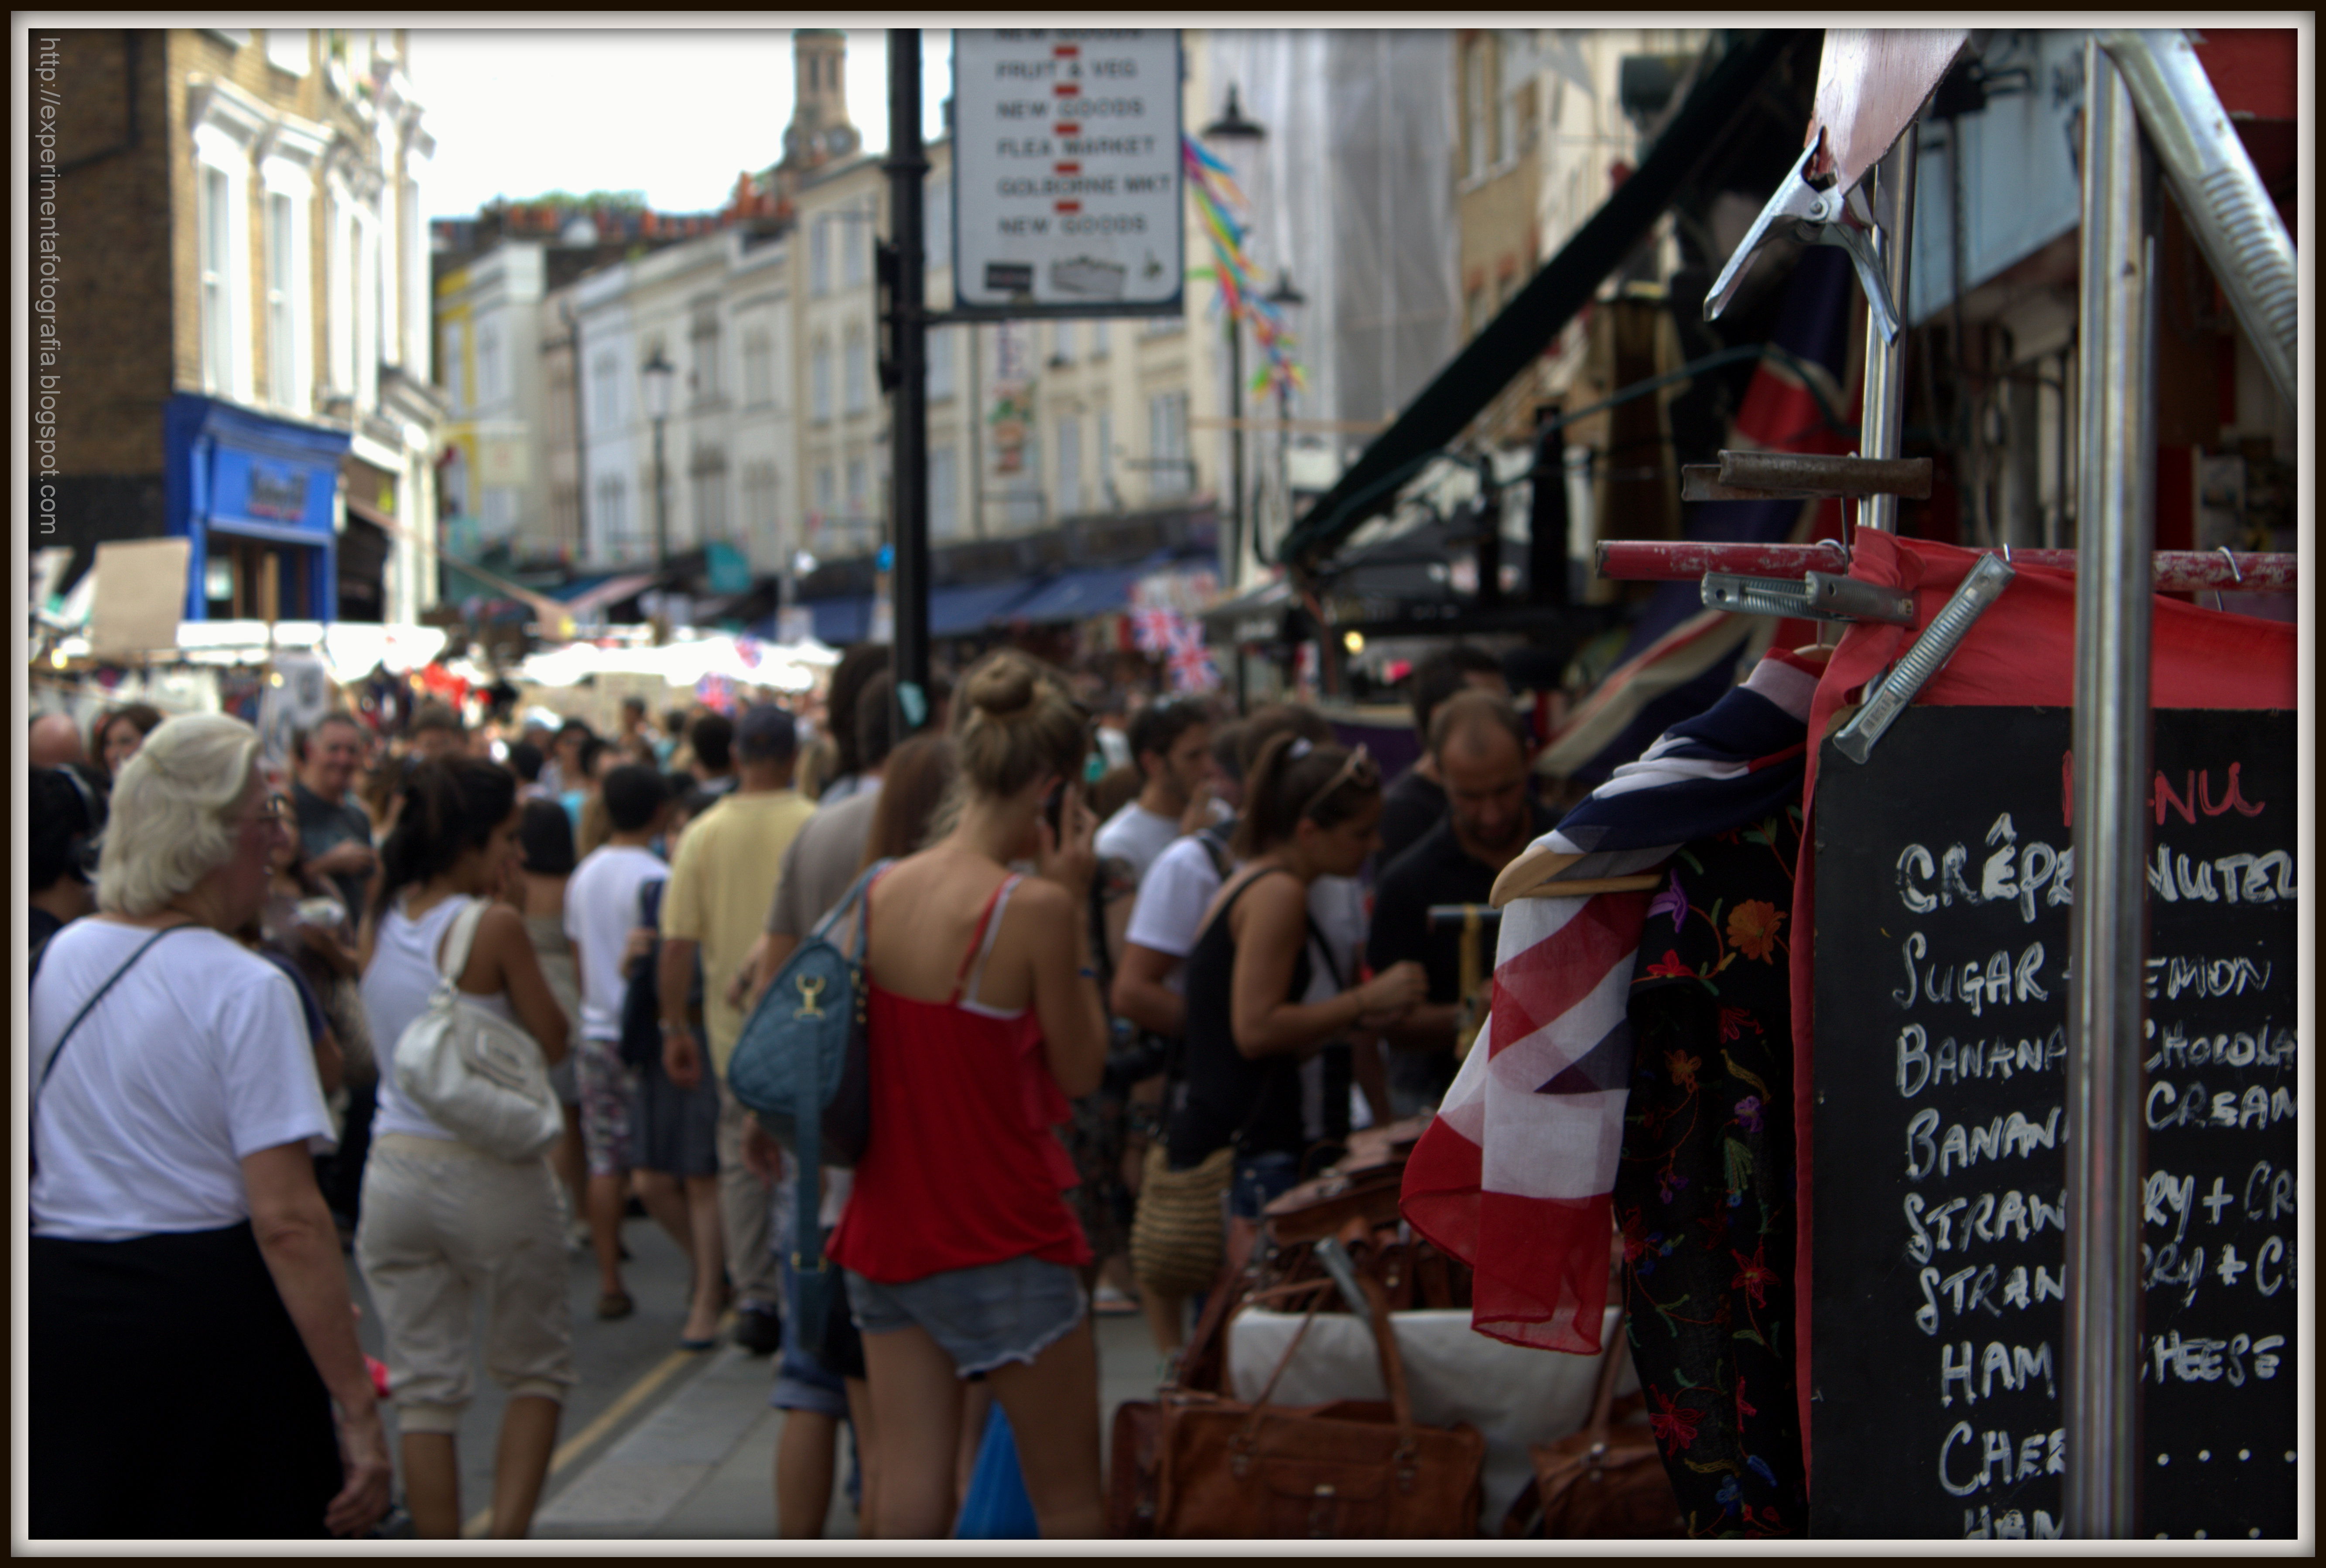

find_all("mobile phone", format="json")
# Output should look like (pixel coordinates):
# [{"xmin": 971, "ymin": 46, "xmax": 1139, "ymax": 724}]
[{"xmin": 1043, "ymin": 781, "xmax": 1068, "ymax": 836}]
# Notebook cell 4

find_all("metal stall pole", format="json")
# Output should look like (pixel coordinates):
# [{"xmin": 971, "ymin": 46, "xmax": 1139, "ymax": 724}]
[
  {"xmin": 1854, "ymin": 125, "xmax": 1918, "ymax": 536},
  {"xmin": 886, "ymin": 28, "xmax": 932, "ymax": 734},
  {"xmin": 2063, "ymin": 38, "xmax": 2157, "ymax": 1541}
]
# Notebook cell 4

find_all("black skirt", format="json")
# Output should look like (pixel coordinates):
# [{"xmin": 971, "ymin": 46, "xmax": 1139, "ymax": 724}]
[{"xmin": 31, "ymin": 1221, "xmax": 344, "ymax": 1540}]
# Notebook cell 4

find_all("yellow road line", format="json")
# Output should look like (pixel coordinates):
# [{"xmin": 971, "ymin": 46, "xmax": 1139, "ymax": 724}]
[{"xmin": 458, "ymin": 1311, "xmax": 734, "ymax": 1540}]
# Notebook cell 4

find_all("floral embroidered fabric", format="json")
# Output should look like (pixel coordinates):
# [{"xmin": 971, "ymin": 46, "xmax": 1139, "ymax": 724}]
[{"xmin": 1616, "ymin": 804, "xmax": 1807, "ymax": 1538}]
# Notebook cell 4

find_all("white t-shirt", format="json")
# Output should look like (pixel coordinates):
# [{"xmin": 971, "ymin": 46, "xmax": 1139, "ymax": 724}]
[
  {"xmin": 566, "ymin": 844, "xmax": 668, "ymax": 1041},
  {"xmin": 1124, "ymin": 835, "xmax": 1364, "ymax": 1002},
  {"xmin": 31, "ymin": 922, "xmax": 335, "ymax": 1241},
  {"xmin": 1096, "ymin": 799, "xmax": 1231, "ymax": 890},
  {"xmin": 1125, "ymin": 843, "xmax": 1370, "ymax": 1140}
]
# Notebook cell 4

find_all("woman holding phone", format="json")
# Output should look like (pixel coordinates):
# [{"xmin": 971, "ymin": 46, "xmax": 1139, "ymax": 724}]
[{"xmin": 826, "ymin": 650, "xmax": 1110, "ymax": 1539}]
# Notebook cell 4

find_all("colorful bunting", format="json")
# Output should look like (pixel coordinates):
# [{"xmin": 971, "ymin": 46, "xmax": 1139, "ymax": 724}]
[{"xmin": 1183, "ymin": 136, "xmax": 1306, "ymax": 401}]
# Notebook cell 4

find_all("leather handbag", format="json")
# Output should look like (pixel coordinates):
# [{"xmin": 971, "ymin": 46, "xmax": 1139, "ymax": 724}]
[
  {"xmin": 1153, "ymin": 1256, "xmax": 1488, "ymax": 1538},
  {"xmin": 390, "ymin": 898, "xmax": 564, "ymax": 1163},
  {"xmin": 1502, "ymin": 1313, "xmax": 1686, "ymax": 1539}
]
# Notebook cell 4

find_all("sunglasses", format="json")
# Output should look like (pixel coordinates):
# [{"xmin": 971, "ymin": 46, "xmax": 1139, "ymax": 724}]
[{"xmin": 1298, "ymin": 743, "xmax": 1378, "ymax": 821}]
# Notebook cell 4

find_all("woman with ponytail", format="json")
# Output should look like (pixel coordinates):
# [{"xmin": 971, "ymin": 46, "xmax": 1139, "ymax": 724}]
[
  {"xmin": 1167, "ymin": 734, "xmax": 1426, "ymax": 1225},
  {"xmin": 824, "ymin": 650, "xmax": 1110, "ymax": 1538},
  {"xmin": 356, "ymin": 757, "xmax": 575, "ymax": 1539}
]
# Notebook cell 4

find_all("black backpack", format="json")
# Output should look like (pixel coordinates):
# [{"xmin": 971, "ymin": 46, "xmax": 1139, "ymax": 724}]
[{"xmin": 619, "ymin": 878, "xmax": 704, "ymax": 1071}]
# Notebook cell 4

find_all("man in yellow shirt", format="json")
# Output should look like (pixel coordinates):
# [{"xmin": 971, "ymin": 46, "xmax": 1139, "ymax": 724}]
[{"xmin": 659, "ymin": 703, "xmax": 817, "ymax": 1353}]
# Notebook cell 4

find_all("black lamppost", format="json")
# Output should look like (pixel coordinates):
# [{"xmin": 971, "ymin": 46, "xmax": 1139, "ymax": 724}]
[
  {"xmin": 1265, "ymin": 268, "xmax": 1306, "ymax": 557},
  {"xmin": 1202, "ymin": 86, "xmax": 1262, "ymax": 588},
  {"xmin": 641, "ymin": 347, "xmax": 675, "ymax": 572}
]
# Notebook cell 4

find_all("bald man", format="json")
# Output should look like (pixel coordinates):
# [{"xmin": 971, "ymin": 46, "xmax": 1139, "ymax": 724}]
[
  {"xmin": 29, "ymin": 713, "xmax": 87, "ymax": 771},
  {"xmin": 1365, "ymin": 690, "xmax": 1553, "ymax": 1114}
]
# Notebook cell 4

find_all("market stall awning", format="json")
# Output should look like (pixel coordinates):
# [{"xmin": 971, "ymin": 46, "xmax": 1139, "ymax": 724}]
[
  {"xmin": 931, "ymin": 579, "xmax": 1042, "ymax": 637},
  {"xmin": 800, "ymin": 595, "xmax": 873, "ymax": 646},
  {"xmin": 555, "ymin": 573, "xmax": 661, "ymax": 617},
  {"xmin": 1274, "ymin": 28, "xmax": 1806, "ymax": 571},
  {"xmin": 1008, "ymin": 553, "xmax": 1207, "ymax": 626}
]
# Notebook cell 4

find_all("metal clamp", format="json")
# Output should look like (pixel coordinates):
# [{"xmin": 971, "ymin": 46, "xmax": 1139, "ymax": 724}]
[
  {"xmin": 1831, "ymin": 551, "xmax": 2017, "ymax": 763},
  {"xmin": 1705, "ymin": 135, "xmax": 1903, "ymax": 344},
  {"xmin": 1703, "ymin": 570, "xmax": 1916, "ymax": 625}
]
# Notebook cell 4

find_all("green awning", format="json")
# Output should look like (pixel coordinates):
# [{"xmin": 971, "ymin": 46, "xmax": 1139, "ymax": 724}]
[{"xmin": 1277, "ymin": 28, "xmax": 1809, "ymax": 571}]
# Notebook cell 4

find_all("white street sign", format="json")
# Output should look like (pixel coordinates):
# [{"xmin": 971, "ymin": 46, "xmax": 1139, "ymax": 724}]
[{"xmin": 951, "ymin": 27, "xmax": 1184, "ymax": 316}]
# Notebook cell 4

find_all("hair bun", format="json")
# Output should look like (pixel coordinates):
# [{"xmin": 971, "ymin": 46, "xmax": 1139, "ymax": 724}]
[{"xmin": 965, "ymin": 659, "xmax": 1036, "ymax": 720}]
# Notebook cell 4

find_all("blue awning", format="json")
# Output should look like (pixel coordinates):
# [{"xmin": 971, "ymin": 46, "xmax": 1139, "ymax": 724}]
[
  {"xmin": 930, "ymin": 578, "xmax": 1042, "ymax": 636},
  {"xmin": 801, "ymin": 595, "xmax": 872, "ymax": 646},
  {"xmin": 1007, "ymin": 552, "xmax": 1202, "ymax": 625}
]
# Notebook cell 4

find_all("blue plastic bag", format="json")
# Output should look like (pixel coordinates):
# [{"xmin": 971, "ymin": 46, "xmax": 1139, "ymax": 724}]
[{"xmin": 953, "ymin": 1403, "xmax": 1038, "ymax": 1539}]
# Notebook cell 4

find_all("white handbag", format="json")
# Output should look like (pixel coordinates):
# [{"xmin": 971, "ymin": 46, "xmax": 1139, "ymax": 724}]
[{"xmin": 390, "ymin": 897, "xmax": 563, "ymax": 1162}]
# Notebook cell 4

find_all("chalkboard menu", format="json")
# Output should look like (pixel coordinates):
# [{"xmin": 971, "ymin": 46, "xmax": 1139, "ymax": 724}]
[{"xmin": 1810, "ymin": 707, "xmax": 2297, "ymax": 1540}]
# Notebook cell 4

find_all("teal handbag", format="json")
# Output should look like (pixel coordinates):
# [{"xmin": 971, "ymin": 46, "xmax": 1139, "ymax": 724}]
[{"xmin": 727, "ymin": 860, "xmax": 886, "ymax": 1343}]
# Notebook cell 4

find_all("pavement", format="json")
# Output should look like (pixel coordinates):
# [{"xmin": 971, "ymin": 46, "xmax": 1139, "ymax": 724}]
[{"xmin": 349, "ymin": 1199, "xmax": 1163, "ymax": 1541}]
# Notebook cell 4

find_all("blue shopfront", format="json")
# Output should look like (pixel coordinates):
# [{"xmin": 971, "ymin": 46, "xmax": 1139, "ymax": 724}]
[{"xmin": 164, "ymin": 394, "xmax": 349, "ymax": 622}]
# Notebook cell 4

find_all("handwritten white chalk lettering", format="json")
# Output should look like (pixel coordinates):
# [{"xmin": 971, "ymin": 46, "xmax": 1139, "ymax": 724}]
[
  {"xmin": 1905, "ymin": 1106, "xmax": 2064, "ymax": 1182},
  {"xmin": 1904, "ymin": 1188, "xmax": 2067, "ymax": 1264},
  {"xmin": 1939, "ymin": 1422, "xmax": 2064, "ymax": 1496},
  {"xmin": 2142, "ymin": 1330, "xmax": 2286, "ymax": 1385},
  {"xmin": 2144, "ymin": 1080, "xmax": 2295, "ymax": 1132},
  {"xmin": 1937, "ymin": 1339, "xmax": 2058, "ymax": 1406},
  {"xmin": 2143, "ymin": 1020, "xmax": 2296, "ymax": 1072},
  {"xmin": 1892, "ymin": 936, "xmax": 2052, "ymax": 1016}
]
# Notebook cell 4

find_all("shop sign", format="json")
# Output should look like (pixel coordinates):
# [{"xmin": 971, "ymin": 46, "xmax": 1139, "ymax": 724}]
[{"xmin": 951, "ymin": 27, "xmax": 1184, "ymax": 316}]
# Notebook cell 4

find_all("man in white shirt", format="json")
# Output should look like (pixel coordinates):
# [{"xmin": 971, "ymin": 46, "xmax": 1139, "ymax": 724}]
[
  {"xmin": 562, "ymin": 765, "xmax": 688, "ymax": 1319},
  {"xmin": 1093, "ymin": 698, "xmax": 1225, "ymax": 889}
]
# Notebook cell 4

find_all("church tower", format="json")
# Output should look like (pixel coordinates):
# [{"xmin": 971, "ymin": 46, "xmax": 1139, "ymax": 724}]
[{"xmin": 783, "ymin": 30, "xmax": 859, "ymax": 168}]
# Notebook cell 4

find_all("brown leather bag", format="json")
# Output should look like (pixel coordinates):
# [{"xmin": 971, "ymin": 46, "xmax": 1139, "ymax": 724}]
[
  {"xmin": 1153, "ymin": 1266, "xmax": 1488, "ymax": 1537},
  {"xmin": 1502, "ymin": 1315, "xmax": 1686, "ymax": 1539}
]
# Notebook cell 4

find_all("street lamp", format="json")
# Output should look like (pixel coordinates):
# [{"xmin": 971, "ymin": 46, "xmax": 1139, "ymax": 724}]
[
  {"xmin": 1201, "ymin": 86, "xmax": 1263, "ymax": 588},
  {"xmin": 641, "ymin": 347, "xmax": 675, "ymax": 573},
  {"xmin": 1264, "ymin": 268, "xmax": 1307, "ymax": 556}
]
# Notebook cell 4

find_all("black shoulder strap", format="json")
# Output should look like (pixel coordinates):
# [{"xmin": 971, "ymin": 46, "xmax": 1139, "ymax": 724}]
[
  {"xmin": 31, "ymin": 923, "xmax": 196, "ymax": 1175},
  {"xmin": 1195, "ymin": 826, "xmax": 1235, "ymax": 880},
  {"xmin": 1305, "ymin": 912, "xmax": 1346, "ymax": 993}
]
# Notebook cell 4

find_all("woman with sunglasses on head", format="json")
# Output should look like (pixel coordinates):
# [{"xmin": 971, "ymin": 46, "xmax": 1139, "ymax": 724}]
[
  {"xmin": 1169, "ymin": 734, "xmax": 1427, "ymax": 1228},
  {"xmin": 824, "ymin": 650, "xmax": 1110, "ymax": 1539},
  {"xmin": 29, "ymin": 714, "xmax": 391, "ymax": 1539}
]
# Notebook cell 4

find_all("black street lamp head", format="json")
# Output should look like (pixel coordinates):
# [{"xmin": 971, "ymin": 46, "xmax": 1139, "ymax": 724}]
[
  {"xmin": 1266, "ymin": 268, "xmax": 1307, "ymax": 309},
  {"xmin": 641, "ymin": 347, "xmax": 676, "ymax": 422},
  {"xmin": 1204, "ymin": 85, "xmax": 1263, "ymax": 140}
]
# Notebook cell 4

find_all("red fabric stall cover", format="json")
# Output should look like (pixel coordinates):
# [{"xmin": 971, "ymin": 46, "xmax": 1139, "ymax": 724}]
[{"xmin": 1788, "ymin": 530, "xmax": 2298, "ymax": 1493}]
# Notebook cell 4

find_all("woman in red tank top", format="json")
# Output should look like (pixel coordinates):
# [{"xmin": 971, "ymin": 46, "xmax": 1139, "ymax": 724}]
[{"xmin": 827, "ymin": 651, "xmax": 1109, "ymax": 1538}]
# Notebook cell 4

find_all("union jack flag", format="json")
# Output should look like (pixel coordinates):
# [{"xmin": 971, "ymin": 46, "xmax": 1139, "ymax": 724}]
[
  {"xmin": 694, "ymin": 673, "xmax": 737, "ymax": 714},
  {"xmin": 1401, "ymin": 649, "xmax": 1818, "ymax": 1354},
  {"xmin": 1130, "ymin": 605, "xmax": 1181, "ymax": 656},
  {"xmin": 1164, "ymin": 619, "xmax": 1221, "ymax": 693}
]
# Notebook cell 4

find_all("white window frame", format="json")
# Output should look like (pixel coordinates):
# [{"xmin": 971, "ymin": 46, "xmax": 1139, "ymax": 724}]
[
  {"xmin": 475, "ymin": 319, "xmax": 503, "ymax": 408},
  {"xmin": 263, "ymin": 189, "xmax": 299, "ymax": 410},
  {"xmin": 743, "ymin": 328, "xmax": 773, "ymax": 408},
  {"xmin": 842, "ymin": 205, "xmax": 870, "ymax": 287},
  {"xmin": 814, "ymin": 465, "xmax": 836, "ymax": 518},
  {"xmin": 843, "ymin": 329, "xmax": 869, "ymax": 416},
  {"xmin": 265, "ymin": 29, "xmax": 308, "ymax": 75},
  {"xmin": 1148, "ymin": 392, "xmax": 1190, "ymax": 499},
  {"xmin": 927, "ymin": 324, "xmax": 955, "ymax": 400},
  {"xmin": 693, "ymin": 463, "xmax": 729, "ymax": 543},
  {"xmin": 692, "ymin": 311, "xmax": 722, "ymax": 403},
  {"xmin": 810, "ymin": 217, "xmax": 831, "ymax": 295},
  {"xmin": 590, "ymin": 348, "xmax": 621, "ymax": 436},
  {"xmin": 811, "ymin": 340, "xmax": 834, "ymax": 424},
  {"xmin": 192, "ymin": 122, "xmax": 257, "ymax": 403},
  {"xmin": 1055, "ymin": 415, "xmax": 1081, "ymax": 517},
  {"xmin": 930, "ymin": 445, "xmax": 959, "ymax": 539}
]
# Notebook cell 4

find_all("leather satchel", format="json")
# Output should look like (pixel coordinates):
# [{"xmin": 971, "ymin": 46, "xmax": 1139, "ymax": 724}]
[
  {"xmin": 1502, "ymin": 1314, "xmax": 1686, "ymax": 1539},
  {"xmin": 1154, "ymin": 1263, "xmax": 1487, "ymax": 1538}
]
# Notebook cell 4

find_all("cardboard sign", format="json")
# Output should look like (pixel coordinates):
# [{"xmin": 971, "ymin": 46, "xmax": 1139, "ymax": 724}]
[{"xmin": 89, "ymin": 538, "xmax": 191, "ymax": 656}]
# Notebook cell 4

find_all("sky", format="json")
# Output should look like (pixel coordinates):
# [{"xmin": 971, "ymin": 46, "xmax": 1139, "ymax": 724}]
[{"xmin": 404, "ymin": 27, "xmax": 954, "ymax": 221}]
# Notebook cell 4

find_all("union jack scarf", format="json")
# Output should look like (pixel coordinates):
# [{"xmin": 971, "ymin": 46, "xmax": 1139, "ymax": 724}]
[{"xmin": 1400, "ymin": 648, "xmax": 1819, "ymax": 1353}]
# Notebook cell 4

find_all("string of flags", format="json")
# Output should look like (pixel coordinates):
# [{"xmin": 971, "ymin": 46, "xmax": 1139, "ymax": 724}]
[
  {"xmin": 1182, "ymin": 135, "xmax": 1306, "ymax": 402},
  {"xmin": 1129, "ymin": 599, "xmax": 1221, "ymax": 694}
]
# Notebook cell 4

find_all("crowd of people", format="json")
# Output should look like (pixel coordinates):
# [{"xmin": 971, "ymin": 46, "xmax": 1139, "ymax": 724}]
[{"xmin": 27, "ymin": 640, "xmax": 1560, "ymax": 1540}]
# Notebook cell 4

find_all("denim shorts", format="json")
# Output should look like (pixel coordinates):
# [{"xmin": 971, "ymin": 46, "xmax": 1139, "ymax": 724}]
[
  {"xmin": 1228, "ymin": 1150, "xmax": 1302, "ymax": 1222},
  {"xmin": 844, "ymin": 1254, "xmax": 1087, "ymax": 1379},
  {"xmin": 770, "ymin": 1251, "xmax": 848, "ymax": 1419}
]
